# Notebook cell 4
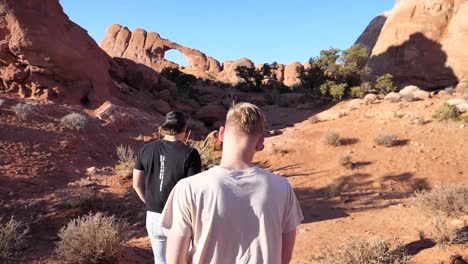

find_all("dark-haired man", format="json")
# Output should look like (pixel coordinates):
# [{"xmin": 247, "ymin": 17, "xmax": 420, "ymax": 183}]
[{"xmin": 133, "ymin": 111, "xmax": 201, "ymax": 264}]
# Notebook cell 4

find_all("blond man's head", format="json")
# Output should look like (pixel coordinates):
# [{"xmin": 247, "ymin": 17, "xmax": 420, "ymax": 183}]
[{"xmin": 225, "ymin": 103, "xmax": 266, "ymax": 137}]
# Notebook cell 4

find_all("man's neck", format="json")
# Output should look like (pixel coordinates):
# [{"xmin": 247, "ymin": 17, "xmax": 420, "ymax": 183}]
[
  {"xmin": 163, "ymin": 135, "xmax": 182, "ymax": 142},
  {"xmin": 219, "ymin": 148, "xmax": 255, "ymax": 171}
]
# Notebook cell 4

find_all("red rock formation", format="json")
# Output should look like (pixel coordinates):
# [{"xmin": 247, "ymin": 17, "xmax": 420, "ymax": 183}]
[
  {"xmin": 0, "ymin": 0, "xmax": 118, "ymax": 105},
  {"xmin": 366, "ymin": 0, "xmax": 468, "ymax": 89},
  {"xmin": 217, "ymin": 58, "xmax": 255, "ymax": 85},
  {"xmin": 283, "ymin": 62, "xmax": 303, "ymax": 88},
  {"xmin": 101, "ymin": 24, "xmax": 222, "ymax": 79},
  {"xmin": 355, "ymin": 13, "xmax": 388, "ymax": 51}
]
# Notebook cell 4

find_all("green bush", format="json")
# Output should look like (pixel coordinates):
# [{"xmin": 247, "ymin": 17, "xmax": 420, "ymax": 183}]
[
  {"xmin": 312, "ymin": 237, "xmax": 411, "ymax": 264},
  {"xmin": 61, "ymin": 113, "xmax": 88, "ymax": 131},
  {"xmin": 0, "ymin": 217, "xmax": 29, "ymax": 263},
  {"xmin": 56, "ymin": 213, "xmax": 128, "ymax": 264},
  {"xmin": 375, "ymin": 74, "xmax": 397, "ymax": 93},
  {"xmin": 432, "ymin": 103, "xmax": 460, "ymax": 122},
  {"xmin": 320, "ymin": 81, "xmax": 348, "ymax": 102},
  {"xmin": 12, "ymin": 103, "xmax": 34, "ymax": 121},
  {"xmin": 350, "ymin": 86, "xmax": 365, "ymax": 98}
]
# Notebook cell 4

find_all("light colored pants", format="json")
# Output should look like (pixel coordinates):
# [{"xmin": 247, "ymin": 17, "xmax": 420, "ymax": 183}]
[{"xmin": 146, "ymin": 211, "xmax": 167, "ymax": 264}]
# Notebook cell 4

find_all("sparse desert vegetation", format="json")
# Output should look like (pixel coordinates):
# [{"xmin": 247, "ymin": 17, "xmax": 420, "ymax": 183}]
[
  {"xmin": 61, "ymin": 112, "xmax": 88, "ymax": 131},
  {"xmin": 312, "ymin": 237, "xmax": 411, "ymax": 264},
  {"xmin": 374, "ymin": 134, "xmax": 398, "ymax": 147},
  {"xmin": 56, "ymin": 213, "xmax": 128, "ymax": 263},
  {"xmin": 413, "ymin": 184, "xmax": 468, "ymax": 216},
  {"xmin": 338, "ymin": 154, "xmax": 353, "ymax": 169},
  {"xmin": 61, "ymin": 191, "xmax": 98, "ymax": 210},
  {"xmin": 432, "ymin": 103, "xmax": 461, "ymax": 122},
  {"xmin": 324, "ymin": 131, "xmax": 342, "ymax": 146},
  {"xmin": 115, "ymin": 145, "xmax": 135, "ymax": 178},
  {"xmin": 0, "ymin": 217, "xmax": 29, "ymax": 263},
  {"xmin": 12, "ymin": 103, "xmax": 34, "ymax": 121}
]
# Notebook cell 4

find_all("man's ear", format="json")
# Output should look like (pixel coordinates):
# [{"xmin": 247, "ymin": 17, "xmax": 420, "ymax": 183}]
[
  {"xmin": 219, "ymin": 126, "xmax": 225, "ymax": 142},
  {"xmin": 255, "ymin": 136, "xmax": 265, "ymax": 151}
]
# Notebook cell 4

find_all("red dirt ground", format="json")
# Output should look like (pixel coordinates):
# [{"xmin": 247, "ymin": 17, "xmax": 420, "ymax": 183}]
[{"xmin": 1, "ymin": 91, "xmax": 467, "ymax": 263}]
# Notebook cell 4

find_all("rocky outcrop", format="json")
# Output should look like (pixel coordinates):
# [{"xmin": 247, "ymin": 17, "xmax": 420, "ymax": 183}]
[
  {"xmin": 366, "ymin": 0, "xmax": 468, "ymax": 90},
  {"xmin": 217, "ymin": 58, "xmax": 255, "ymax": 85},
  {"xmin": 0, "ymin": 0, "xmax": 120, "ymax": 105},
  {"xmin": 101, "ymin": 24, "xmax": 222, "ymax": 79},
  {"xmin": 283, "ymin": 62, "xmax": 303, "ymax": 87},
  {"xmin": 355, "ymin": 13, "xmax": 388, "ymax": 51}
]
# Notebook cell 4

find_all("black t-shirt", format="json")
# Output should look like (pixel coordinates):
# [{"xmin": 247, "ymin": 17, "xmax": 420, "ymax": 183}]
[{"xmin": 134, "ymin": 139, "xmax": 202, "ymax": 213}]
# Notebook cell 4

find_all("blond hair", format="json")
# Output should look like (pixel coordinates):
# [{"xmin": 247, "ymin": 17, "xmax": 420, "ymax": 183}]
[{"xmin": 225, "ymin": 103, "xmax": 266, "ymax": 136}]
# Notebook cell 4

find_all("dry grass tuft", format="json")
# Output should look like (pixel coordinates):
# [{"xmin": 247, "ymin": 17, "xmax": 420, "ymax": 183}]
[
  {"xmin": 431, "ymin": 217, "xmax": 468, "ymax": 245},
  {"xmin": 0, "ymin": 217, "xmax": 29, "ymax": 263},
  {"xmin": 338, "ymin": 154, "xmax": 354, "ymax": 169},
  {"xmin": 115, "ymin": 145, "xmax": 135, "ymax": 179},
  {"xmin": 312, "ymin": 236, "xmax": 411, "ymax": 264},
  {"xmin": 374, "ymin": 134, "xmax": 398, "ymax": 147},
  {"xmin": 12, "ymin": 103, "xmax": 34, "ymax": 121},
  {"xmin": 61, "ymin": 113, "xmax": 88, "ymax": 131},
  {"xmin": 56, "ymin": 213, "xmax": 128, "ymax": 264},
  {"xmin": 61, "ymin": 192, "xmax": 97, "ymax": 210},
  {"xmin": 324, "ymin": 131, "xmax": 342, "ymax": 146},
  {"xmin": 413, "ymin": 184, "xmax": 468, "ymax": 217}
]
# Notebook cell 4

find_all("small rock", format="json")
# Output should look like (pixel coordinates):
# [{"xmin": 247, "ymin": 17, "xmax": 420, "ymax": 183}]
[
  {"xmin": 364, "ymin": 94, "xmax": 378, "ymax": 104},
  {"xmin": 460, "ymin": 124, "xmax": 465, "ymax": 129},
  {"xmin": 399, "ymin": 85, "xmax": 420, "ymax": 95},
  {"xmin": 86, "ymin": 167, "xmax": 96, "ymax": 174}
]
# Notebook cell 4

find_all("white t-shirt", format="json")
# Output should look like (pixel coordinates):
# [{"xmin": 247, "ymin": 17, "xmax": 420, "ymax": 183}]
[{"xmin": 161, "ymin": 166, "xmax": 304, "ymax": 264}]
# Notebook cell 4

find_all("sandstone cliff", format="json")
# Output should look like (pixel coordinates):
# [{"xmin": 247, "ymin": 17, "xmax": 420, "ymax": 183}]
[{"xmin": 365, "ymin": 0, "xmax": 468, "ymax": 89}]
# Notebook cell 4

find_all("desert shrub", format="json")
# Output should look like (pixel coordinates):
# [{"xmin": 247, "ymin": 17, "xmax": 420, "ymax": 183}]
[
  {"xmin": 375, "ymin": 74, "xmax": 397, "ymax": 93},
  {"xmin": 61, "ymin": 113, "xmax": 88, "ymax": 131},
  {"xmin": 413, "ymin": 184, "xmax": 468, "ymax": 216},
  {"xmin": 430, "ymin": 217, "xmax": 468, "ymax": 245},
  {"xmin": 350, "ymin": 86, "xmax": 365, "ymax": 98},
  {"xmin": 328, "ymin": 183, "xmax": 342, "ymax": 198},
  {"xmin": 401, "ymin": 93, "xmax": 415, "ymax": 102},
  {"xmin": 374, "ymin": 134, "xmax": 398, "ymax": 147},
  {"xmin": 413, "ymin": 116, "xmax": 427, "ymax": 126},
  {"xmin": 324, "ymin": 131, "xmax": 342, "ymax": 146},
  {"xmin": 115, "ymin": 145, "xmax": 135, "ymax": 179},
  {"xmin": 461, "ymin": 113, "xmax": 468, "ymax": 123},
  {"xmin": 320, "ymin": 81, "xmax": 347, "ymax": 102},
  {"xmin": 62, "ymin": 192, "xmax": 97, "ymax": 210},
  {"xmin": 444, "ymin": 86, "xmax": 456, "ymax": 95},
  {"xmin": 432, "ymin": 103, "xmax": 460, "ymax": 122},
  {"xmin": 312, "ymin": 237, "xmax": 411, "ymax": 264},
  {"xmin": 0, "ymin": 217, "xmax": 29, "ymax": 263},
  {"xmin": 186, "ymin": 119, "xmax": 209, "ymax": 136},
  {"xmin": 190, "ymin": 140, "xmax": 218, "ymax": 171},
  {"xmin": 12, "ymin": 103, "xmax": 34, "ymax": 121},
  {"xmin": 308, "ymin": 115, "xmax": 320, "ymax": 124},
  {"xmin": 56, "ymin": 213, "xmax": 128, "ymax": 264},
  {"xmin": 338, "ymin": 154, "xmax": 354, "ymax": 169}
]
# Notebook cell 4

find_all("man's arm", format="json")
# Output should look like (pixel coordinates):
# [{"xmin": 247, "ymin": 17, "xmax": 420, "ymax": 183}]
[
  {"xmin": 132, "ymin": 169, "xmax": 145, "ymax": 203},
  {"xmin": 281, "ymin": 229, "xmax": 297, "ymax": 264},
  {"xmin": 186, "ymin": 149, "xmax": 202, "ymax": 177},
  {"xmin": 166, "ymin": 231, "xmax": 191, "ymax": 264}
]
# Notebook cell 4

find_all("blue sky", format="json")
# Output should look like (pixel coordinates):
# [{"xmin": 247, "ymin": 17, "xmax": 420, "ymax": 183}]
[{"xmin": 61, "ymin": 0, "xmax": 395, "ymax": 66}]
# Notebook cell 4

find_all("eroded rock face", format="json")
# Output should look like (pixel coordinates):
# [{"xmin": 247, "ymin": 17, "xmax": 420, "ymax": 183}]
[
  {"xmin": 101, "ymin": 24, "xmax": 222, "ymax": 79},
  {"xmin": 283, "ymin": 62, "xmax": 303, "ymax": 88},
  {"xmin": 0, "ymin": 0, "xmax": 118, "ymax": 105},
  {"xmin": 355, "ymin": 13, "xmax": 388, "ymax": 51},
  {"xmin": 217, "ymin": 58, "xmax": 255, "ymax": 85},
  {"xmin": 367, "ymin": 0, "xmax": 468, "ymax": 89}
]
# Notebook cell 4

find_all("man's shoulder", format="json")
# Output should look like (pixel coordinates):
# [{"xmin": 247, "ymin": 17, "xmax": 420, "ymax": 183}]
[{"xmin": 254, "ymin": 167, "xmax": 288, "ymax": 184}]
